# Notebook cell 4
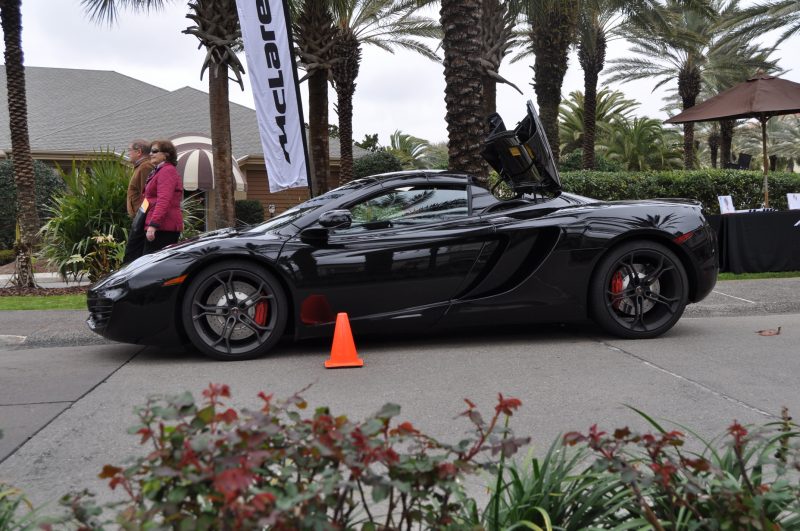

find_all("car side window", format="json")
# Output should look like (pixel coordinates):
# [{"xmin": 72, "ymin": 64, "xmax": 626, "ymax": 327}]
[{"xmin": 343, "ymin": 186, "xmax": 469, "ymax": 231}]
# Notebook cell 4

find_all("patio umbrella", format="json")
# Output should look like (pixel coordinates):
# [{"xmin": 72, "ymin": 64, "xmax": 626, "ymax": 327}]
[
  {"xmin": 665, "ymin": 72, "xmax": 800, "ymax": 207},
  {"xmin": 170, "ymin": 133, "xmax": 247, "ymax": 192}
]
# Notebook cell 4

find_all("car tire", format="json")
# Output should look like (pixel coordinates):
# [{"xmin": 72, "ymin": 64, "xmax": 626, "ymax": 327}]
[
  {"xmin": 590, "ymin": 240, "xmax": 688, "ymax": 339},
  {"xmin": 181, "ymin": 260, "xmax": 288, "ymax": 360}
]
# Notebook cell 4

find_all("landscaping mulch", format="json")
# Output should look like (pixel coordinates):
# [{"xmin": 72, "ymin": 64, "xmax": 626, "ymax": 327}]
[{"xmin": 0, "ymin": 285, "xmax": 88, "ymax": 297}]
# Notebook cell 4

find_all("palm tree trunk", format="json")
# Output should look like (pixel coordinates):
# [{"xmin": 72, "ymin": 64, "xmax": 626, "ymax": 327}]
[
  {"xmin": 308, "ymin": 69, "xmax": 330, "ymax": 195},
  {"xmin": 578, "ymin": 31, "xmax": 605, "ymax": 170},
  {"xmin": 332, "ymin": 31, "xmax": 360, "ymax": 185},
  {"xmin": 529, "ymin": 3, "xmax": 579, "ymax": 163},
  {"xmin": 708, "ymin": 130, "xmax": 720, "ymax": 168},
  {"xmin": 441, "ymin": 0, "xmax": 486, "ymax": 179},
  {"xmin": 209, "ymin": 67, "xmax": 235, "ymax": 228},
  {"xmin": 720, "ymin": 119, "xmax": 734, "ymax": 167},
  {"xmin": 678, "ymin": 67, "xmax": 700, "ymax": 169},
  {"xmin": 2, "ymin": 0, "xmax": 40, "ymax": 288}
]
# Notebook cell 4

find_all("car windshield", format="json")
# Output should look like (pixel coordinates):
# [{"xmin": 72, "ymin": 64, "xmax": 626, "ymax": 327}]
[{"xmin": 242, "ymin": 178, "xmax": 376, "ymax": 234}]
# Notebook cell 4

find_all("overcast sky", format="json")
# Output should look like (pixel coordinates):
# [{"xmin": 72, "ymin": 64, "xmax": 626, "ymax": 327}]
[{"xmin": 13, "ymin": 0, "xmax": 800, "ymax": 145}]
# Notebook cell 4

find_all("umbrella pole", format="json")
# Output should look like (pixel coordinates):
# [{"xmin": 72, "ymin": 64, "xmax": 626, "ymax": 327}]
[{"xmin": 761, "ymin": 116, "xmax": 769, "ymax": 208}]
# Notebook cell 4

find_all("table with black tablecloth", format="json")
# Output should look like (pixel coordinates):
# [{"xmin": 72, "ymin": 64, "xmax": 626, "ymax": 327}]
[{"xmin": 707, "ymin": 211, "xmax": 800, "ymax": 273}]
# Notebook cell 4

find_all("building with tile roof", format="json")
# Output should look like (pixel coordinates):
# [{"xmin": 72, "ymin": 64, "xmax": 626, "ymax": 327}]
[{"xmin": 0, "ymin": 66, "xmax": 364, "ymax": 221}]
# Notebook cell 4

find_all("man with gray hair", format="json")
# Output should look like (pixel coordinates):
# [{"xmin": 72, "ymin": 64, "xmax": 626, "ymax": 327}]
[{"xmin": 123, "ymin": 139, "xmax": 154, "ymax": 263}]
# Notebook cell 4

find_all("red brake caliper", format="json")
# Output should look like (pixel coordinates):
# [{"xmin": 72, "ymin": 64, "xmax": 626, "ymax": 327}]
[
  {"xmin": 254, "ymin": 296, "xmax": 269, "ymax": 326},
  {"xmin": 610, "ymin": 271, "xmax": 624, "ymax": 310}
]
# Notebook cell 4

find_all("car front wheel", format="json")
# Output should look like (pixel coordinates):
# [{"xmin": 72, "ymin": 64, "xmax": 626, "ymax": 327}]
[
  {"xmin": 181, "ymin": 260, "xmax": 287, "ymax": 360},
  {"xmin": 590, "ymin": 241, "xmax": 688, "ymax": 339}
]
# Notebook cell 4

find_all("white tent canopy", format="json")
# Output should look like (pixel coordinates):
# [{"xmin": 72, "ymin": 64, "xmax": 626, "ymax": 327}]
[{"xmin": 170, "ymin": 133, "xmax": 247, "ymax": 192}]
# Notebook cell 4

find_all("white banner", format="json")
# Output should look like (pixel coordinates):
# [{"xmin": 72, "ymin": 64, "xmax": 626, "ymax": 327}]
[{"xmin": 236, "ymin": 0, "xmax": 310, "ymax": 192}]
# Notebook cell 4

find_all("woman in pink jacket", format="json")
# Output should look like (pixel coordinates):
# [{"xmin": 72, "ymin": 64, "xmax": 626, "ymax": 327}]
[{"xmin": 143, "ymin": 139, "xmax": 183, "ymax": 254}]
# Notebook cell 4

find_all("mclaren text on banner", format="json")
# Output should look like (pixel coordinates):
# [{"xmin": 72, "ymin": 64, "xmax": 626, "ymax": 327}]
[{"xmin": 236, "ymin": 0, "xmax": 310, "ymax": 193}]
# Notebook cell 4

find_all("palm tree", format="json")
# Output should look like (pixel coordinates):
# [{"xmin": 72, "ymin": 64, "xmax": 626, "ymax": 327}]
[
  {"xmin": 1, "ymin": 0, "xmax": 40, "ymax": 287},
  {"xmin": 440, "ymin": 0, "xmax": 485, "ymax": 177},
  {"xmin": 721, "ymin": 0, "xmax": 800, "ymax": 45},
  {"xmin": 558, "ymin": 88, "xmax": 638, "ymax": 155},
  {"xmin": 515, "ymin": 0, "xmax": 581, "ymax": 162},
  {"xmin": 659, "ymin": 33, "xmax": 779, "ymax": 167},
  {"xmin": 606, "ymin": 0, "xmax": 736, "ymax": 169},
  {"xmin": 599, "ymin": 116, "xmax": 683, "ymax": 170},
  {"xmin": 480, "ymin": 0, "xmax": 524, "ymax": 120},
  {"xmin": 82, "ymin": 0, "xmax": 244, "ymax": 228},
  {"xmin": 330, "ymin": 0, "xmax": 439, "ymax": 184},
  {"xmin": 293, "ymin": 0, "xmax": 338, "ymax": 195},
  {"xmin": 387, "ymin": 129, "xmax": 431, "ymax": 168}
]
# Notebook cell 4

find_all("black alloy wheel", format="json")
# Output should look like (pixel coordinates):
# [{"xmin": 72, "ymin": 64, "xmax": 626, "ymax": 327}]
[
  {"xmin": 590, "ymin": 241, "xmax": 688, "ymax": 339},
  {"xmin": 181, "ymin": 260, "xmax": 287, "ymax": 360}
]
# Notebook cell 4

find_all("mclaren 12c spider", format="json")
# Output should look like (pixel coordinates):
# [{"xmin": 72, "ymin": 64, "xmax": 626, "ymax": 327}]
[{"xmin": 88, "ymin": 102, "xmax": 718, "ymax": 360}]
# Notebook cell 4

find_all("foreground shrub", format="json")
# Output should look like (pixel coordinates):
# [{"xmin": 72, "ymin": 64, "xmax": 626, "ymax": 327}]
[
  {"xmin": 61, "ymin": 385, "xmax": 529, "ymax": 530},
  {"xmin": 563, "ymin": 408, "xmax": 800, "ymax": 530}
]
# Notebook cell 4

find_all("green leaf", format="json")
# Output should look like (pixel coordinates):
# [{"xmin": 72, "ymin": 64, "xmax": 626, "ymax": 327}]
[
  {"xmin": 196, "ymin": 405, "xmax": 215, "ymax": 425},
  {"xmin": 371, "ymin": 483, "xmax": 390, "ymax": 503}
]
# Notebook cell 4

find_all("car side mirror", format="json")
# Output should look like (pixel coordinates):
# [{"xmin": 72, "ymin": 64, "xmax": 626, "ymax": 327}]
[{"xmin": 318, "ymin": 209, "xmax": 352, "ymax": 229}]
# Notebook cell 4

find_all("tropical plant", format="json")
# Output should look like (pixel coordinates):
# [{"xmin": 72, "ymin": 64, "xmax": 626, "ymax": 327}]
[
  {"xmin": 606, "ymin": 0, "xmax": 736, "ymax": 169},
  {"xmin": 479, "ymin": 440, "xmax": 632, "ymax": 530},
  {"xmin": 68, "ymin": 231, "xmax": 127, "ymax": 283},
  {"xmin": 440, "ymin": 0, "xmax": 487, "ymax": 178},
  {"xmin": 721, "ymin": 0, "xmax": 800, "ymax": 46},
  {"xmin": 1, "ymin": 0, "xmax": 41, "ymax": 287},
  {"xmin": 480, "ymin": 0, "xmax": 524, "ymax": 119},
  {"xmin": 735, "ymin": 115, "xmax": 800, "ymax": 171},
  {"xmin": 38, "ymin": 154, "xmax": 130, "ymax": 280},
  {"xmin": 598, "ymin": 117, "xmax": 683, "ymax": 171},
  {"xmin": 514, "ymin": 0, "xmax": 581, "ymax": 162},
  {"xmin": 330, "ymin": 0, "xmax": 439, "ymax": 184},
  {"xmin": 292, "ymin": 0, "xmax": 339, "ymax": 195},
  {"xmin": 387, "ymin": 129, "xmax": 432, "ymax": 169},
  {"xmin": 82, "ymin": 0, "xmax": 244, "ymax": 229},
  {"xmin": 558, "ymin": 88, "xmax": 639, "ymax": 155},
  {"xmin": 355, "ymin": 132, "xmax": 381, "ymax": 152},
  {"xmin": 574, "ymin": 0, "xmax": 670, "ymax": 170}
]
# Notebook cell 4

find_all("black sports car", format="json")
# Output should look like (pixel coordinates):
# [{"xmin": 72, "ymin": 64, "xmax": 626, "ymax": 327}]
[{"xmin": 88, "ymin": 102, "xmax": 717, "ymax": 360}]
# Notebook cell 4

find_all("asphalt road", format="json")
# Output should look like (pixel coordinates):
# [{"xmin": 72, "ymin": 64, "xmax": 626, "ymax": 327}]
[{"xmin": 1, "ymin": 278, "xmax": 799, "ymax": 510}]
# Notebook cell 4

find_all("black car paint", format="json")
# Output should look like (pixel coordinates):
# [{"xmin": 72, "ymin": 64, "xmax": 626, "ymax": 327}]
[{"xmin": 88, "ymin": 170, "xmax": 717, "ymax": 350}]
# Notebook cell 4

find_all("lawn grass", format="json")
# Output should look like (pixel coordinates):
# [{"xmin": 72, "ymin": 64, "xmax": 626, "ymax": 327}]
[
  {"xmin": 717, "ymin": 271, "xmax": 800, "ymax": 281},
  {"xmin": 0, "ymin": 294, "xmax": 86, "ymax": 310}
]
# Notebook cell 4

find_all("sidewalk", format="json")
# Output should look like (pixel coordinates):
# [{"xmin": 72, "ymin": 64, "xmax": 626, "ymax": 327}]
[{"xmin": 0, "ymin": 272, "xmax": 90, "ymax": 289}]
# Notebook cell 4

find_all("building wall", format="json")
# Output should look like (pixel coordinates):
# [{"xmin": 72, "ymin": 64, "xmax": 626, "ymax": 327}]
[{"xmin": 243, "ymin": 163, "xmax": 342, "ymax": 217}]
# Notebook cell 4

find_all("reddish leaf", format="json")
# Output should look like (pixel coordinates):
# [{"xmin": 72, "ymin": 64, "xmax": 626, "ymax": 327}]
[
  {"xmin": 216, "ymin": 408, "xmax": 239, "ymax": 424},
  {"xmin": 214, "ymin": 468, "xmax": 254, "ymax": 502},
  {"xmin": 495, "ymin": 393, "xmax": 522, "ymax": 416},
  {"xmin": 98, "ymin": 464, "xmax": 122, "ymax": 479}
]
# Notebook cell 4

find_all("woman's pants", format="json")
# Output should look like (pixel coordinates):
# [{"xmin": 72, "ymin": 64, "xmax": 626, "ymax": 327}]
[{"xmin": 143, "ymin": 230, "xmax": 180, "ymax": 255}]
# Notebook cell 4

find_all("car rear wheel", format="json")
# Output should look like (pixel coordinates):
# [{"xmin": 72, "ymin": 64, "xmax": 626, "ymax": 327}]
[
  {"xmin": 181, "ymin": 260, "xmax": 287, "ymax": 360},
  {"xmin": 590, "ymin": 241, "xmax": 688, "ymax": 339}
]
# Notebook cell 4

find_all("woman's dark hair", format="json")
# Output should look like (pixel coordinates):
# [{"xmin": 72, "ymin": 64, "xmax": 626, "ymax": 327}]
[{"xmin": 152, "ymin": 139, "xmax": 178, "ymax": 166}]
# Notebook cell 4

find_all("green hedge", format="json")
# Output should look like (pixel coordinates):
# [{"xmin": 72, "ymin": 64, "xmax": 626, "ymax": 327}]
[
  {"xmin": 353, "ymin": 150, "xmax": 403, "ymax": 178},
  {"xmin": 235, "ymin": 199, "xmax": 265, "ymax": 227},
  {"xmin": 0, "ymin": 160, "xmax": 66, "ymax": 249},
  {"xmin": 561, "ymin": 169, "xmax": 800, "ymax": 214}
]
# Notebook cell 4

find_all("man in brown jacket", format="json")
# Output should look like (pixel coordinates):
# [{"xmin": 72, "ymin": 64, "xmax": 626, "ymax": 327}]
[
  {"xmin": 126, "ymin": 139, "xmax": 154, "ymax": 216},
  {"xmin": 123, "ymin": 139, "xmax": 154, "ymax": 263}
]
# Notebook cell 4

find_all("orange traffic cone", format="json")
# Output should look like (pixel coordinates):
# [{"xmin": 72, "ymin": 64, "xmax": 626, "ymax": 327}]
[{"xmin": 325, "ymin": 313, "xmax": 364, "ymax": 368}]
